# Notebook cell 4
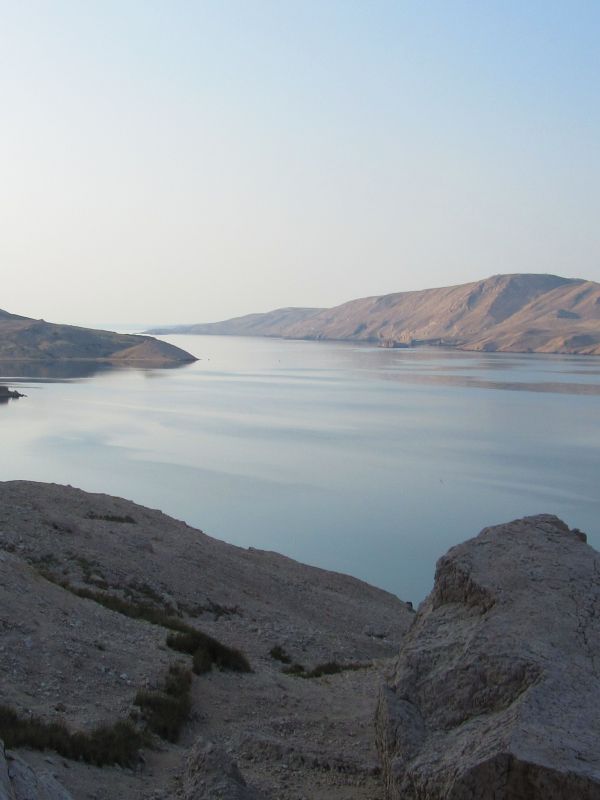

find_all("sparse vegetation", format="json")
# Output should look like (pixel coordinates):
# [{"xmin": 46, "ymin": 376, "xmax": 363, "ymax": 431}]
[
  {"xmin": 86, "ymin": 512, "xmax": 137, "ymax": 524},
  {"xmin": 125, "ymin": 580, "xmax": 167, "ymax": 607},
  {"xmin": 38, "ymin": 576, "xmax": 189, "ymax": 631},
  {"xmin": 166, "ymin": 628, "xmax": 251, "ymax": 674},
  {"xmin": 269, "ymin": 645, "xmax": 292, "ymax": 664},
  {"xmin": 36, "ymin": 569, "xmax": 251, "ymax": 673},
  {"xmin": 134, "ymin": 663, "xmax": 192, "ymax": 742},
  {"xmin": 282, "ymin": 661, "xmax": 370, "ymax": 678},
  {"xmin": 281, "ymin": 662, "xmax": 307, "ymax": 676},
  {"xmin": 62, "ymin": 585, "xmax": 190, "ymax": 630},
  {"xmin": 180, "ymin": 599, "xmax": 241, "ymax": 620},
  {"xmin": 0, "ymin": 706, "xmax": 143, "ymax": 766}
]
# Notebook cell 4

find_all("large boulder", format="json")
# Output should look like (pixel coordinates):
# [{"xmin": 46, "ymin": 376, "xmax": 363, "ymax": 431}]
[
  {"xmin": 375, "ymin": 514, "xmax": 600, "ymax": 799},
  {"xmin": 183, "ymin": 738, "xmax": 263, "ymax": 800}
]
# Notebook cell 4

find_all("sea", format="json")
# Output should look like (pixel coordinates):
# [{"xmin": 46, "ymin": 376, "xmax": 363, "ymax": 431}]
[{"xmin": 2, "ymin": 334, "xmax": 599, "ymax": 604}]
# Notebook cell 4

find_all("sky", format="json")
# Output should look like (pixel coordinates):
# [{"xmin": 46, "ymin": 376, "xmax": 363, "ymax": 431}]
[{"xmin": 1, "ymin": 0, "xmax": 599, "ymax": 327}]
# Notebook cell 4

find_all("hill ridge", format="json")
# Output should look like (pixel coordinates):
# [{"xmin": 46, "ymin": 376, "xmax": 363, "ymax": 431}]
[{"xmin": 147, "ymin": 273, "xmax": 600, "ymax": 355}]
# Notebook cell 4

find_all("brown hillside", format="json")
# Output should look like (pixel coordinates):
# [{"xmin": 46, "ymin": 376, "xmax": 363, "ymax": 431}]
[
  {"xmin": 152, "ymin": 274, "xmax": 600, "ymax": 355},
  {"xmin": 0, "ymin": 313, "xmax": 197, "ymax": 364}
]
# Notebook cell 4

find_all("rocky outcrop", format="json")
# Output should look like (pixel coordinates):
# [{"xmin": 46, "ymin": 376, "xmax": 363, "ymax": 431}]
[
  {"xmin": 0, "ymin": 481, "xmax": 413, "ymax": 800},
  {"xmin": 375, "ymin": 514, "xmax": 600, "ymax": 799},
  {"xmin": 184, "ymin": 738, "xmax": 262, "ymax": 799},
  {"xmin": 0, "ymin": 387, "xmax": 24, "ymax": 401},
  {"xmin": 0, "ymin": 743, "xmax": 11, "ymax": 800},
  {"xmin": 0, "ymin": 743, "xmax": 73, "ymax": 800}
]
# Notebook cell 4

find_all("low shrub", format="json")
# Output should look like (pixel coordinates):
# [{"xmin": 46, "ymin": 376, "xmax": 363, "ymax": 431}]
[
  {"xmin": 45, "ymin": 581, "xmax": 190, "ymax": 633},
  {"xmin": 281, "ymin": 662, "xmax": 307, "ymax": 676},
  {"xmin": 269, "ymin": 645, "xmax": 292, "ymax": 664},
  {"xmin": 38, "ymin": 573, "xmax": 251, "ymax": 674},
  {"xmin": 0, "ymin": 706, "xmax": 142, "ymax": 767},
  {"xmin": 86, "ymin": 512, "xmax": 136, "ymax": 524},
  {"xmin": 283, "ymin": 661, "xmax": 370, "ymax": 678},
  {"xmin": 134, "ymin": 664, "xmax": 192, "ymax": 742},
  {"xmin": 166, "ymin": 628, "xmax": 251, "ymax": 674}
]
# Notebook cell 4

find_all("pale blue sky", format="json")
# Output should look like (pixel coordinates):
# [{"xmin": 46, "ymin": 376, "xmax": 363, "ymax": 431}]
[{"xmin": 1, "ymin": 1, "xmax": 598, "ymax": 325}]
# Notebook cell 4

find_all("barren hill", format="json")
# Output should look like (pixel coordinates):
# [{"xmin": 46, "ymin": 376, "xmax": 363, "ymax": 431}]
[
  {"xmin": 150, "ymin": 274, "xmax": 600, "ymax": 355},
  {"xmin": 0, "ymin": 311, "xmax": 196, "ymax": 364},
  {"xmin": 146, "ymin": 307, "xmax": 322, "ymax": 338}
]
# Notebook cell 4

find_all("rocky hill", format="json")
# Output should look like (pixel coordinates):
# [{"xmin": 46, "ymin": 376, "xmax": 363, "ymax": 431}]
[
  {"xmin": 146, "ymin": 307, "xmax": 322, "ymax": 338},
  {"xmin": 0, "ymin": 311, "xmax": 196, "ymax": 364},
  {"xmin": 149, "ymin": 273, "xmax": 600, "ymax": 355},
  {"xmin": 0, "ymin": 484, "xmax": 597, "ymax": 799}
]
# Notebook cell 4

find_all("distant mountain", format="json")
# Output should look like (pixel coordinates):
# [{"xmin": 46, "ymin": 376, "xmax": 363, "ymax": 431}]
[
  {"xmin": 146, "ymin": 306, "xmax": 322, "ymax": 337},
  {"xmin": 148, "ymin": 274, "xmax": 600, "ymax": 355},
  {"xmin": 0, "ymin": 310, "xmax": 196, "ymax": 364}
]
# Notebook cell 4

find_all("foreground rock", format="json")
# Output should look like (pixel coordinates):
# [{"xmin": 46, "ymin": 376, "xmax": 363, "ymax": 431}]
[
  {"xmin": 183, "ymin": 738, "xmax": 261, "ymax": 799},
  {"xmin": 0, "ymin": 481, "xmax": 413, "ymax": 800},
  {"xmin": 376, "ymin": 514, "xmax": 600, "ymax": 799},
  {"xmin": 1, "ymin": 742, "xmax": 73, "ymax": 800}
]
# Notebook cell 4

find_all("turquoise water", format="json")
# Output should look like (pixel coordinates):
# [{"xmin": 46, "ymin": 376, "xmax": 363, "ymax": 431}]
[{"xmin": 2, "ymin": 335, "xmax": 599, "ymax": 603}]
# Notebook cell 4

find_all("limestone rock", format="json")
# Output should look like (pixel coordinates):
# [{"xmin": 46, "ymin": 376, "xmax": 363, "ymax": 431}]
[
  {"xmin": 0, "ymin": 742, "xmax": 12, "ymax": 800},
  {"xmin": 0, "ymin": 743, "xmax": 73, "ymax": 800},
  {"xmin": 183, "ymin": 738, "xmax": 263, "ymax": 799},
  {"xmin": 375, "ymin": 514, "xmax": 600, "ymax": 799}
]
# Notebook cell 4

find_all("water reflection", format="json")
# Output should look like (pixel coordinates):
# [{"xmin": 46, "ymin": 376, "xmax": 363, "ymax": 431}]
[
  {"xmin": 1, "ymin": 336, "xmax": 599, "ymax": 603},
  {"xmin": 0, "ymin": 359, "xmax": 192, "ymax": 382}
]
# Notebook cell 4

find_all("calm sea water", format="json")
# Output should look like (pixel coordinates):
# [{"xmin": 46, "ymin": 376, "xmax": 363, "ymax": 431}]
[{"xmin": 2, "ymin": 335, "xmax": 599, "ymax": 603}]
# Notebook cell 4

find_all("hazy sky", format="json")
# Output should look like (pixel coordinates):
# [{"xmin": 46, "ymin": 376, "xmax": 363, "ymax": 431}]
[{"xmin": 1, "ymin": 1, "xmax": 599, "ymax": 326}]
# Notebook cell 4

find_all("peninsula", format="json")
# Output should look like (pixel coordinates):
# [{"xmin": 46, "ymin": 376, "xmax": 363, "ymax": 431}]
[
  {"xmin": 0, "ymin": 309, "xmax": 196, "ymax": 364},
  {"xmin": 147, "ymin": 273, "xmax": 600, "ymax": 355}
]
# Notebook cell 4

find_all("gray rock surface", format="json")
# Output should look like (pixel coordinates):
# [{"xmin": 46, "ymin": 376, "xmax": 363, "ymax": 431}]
[
  {"xmin": 375, "ymin": 514, "xmax": 600, "ymax": 799},
  {"xmin": 0, "ymin": 742, "xmax": 12, "ymax": 800},
  {"xmin": 184, "ymin": 738, "xmax": 262, "ymax": 799},
  {"xmin": 0, "ymin": 743, "xmax": 73, "ymax": 800},
  {"xmin": 0, "ymin": 480, "xmax": 414, "ymax": 800}
]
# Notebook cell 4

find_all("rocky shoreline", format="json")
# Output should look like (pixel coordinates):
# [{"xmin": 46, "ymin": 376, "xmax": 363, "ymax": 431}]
[{"xmin": 0, "ymin": 386, "xmax": 25, "ymax": 402}]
